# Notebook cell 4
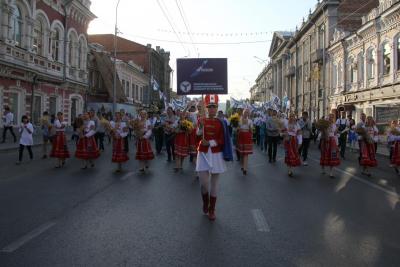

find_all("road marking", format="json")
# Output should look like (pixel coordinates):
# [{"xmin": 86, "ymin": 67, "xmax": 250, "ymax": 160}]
[
  {"xmin": 1, "ymin": 221, "xmax": 56, "ymax": 253},
  {"xmin": 251, "ymin": 209, "xmax": 270, "ymax": 232},
  {"xmin": 308, "ymin": 158, "xmax": 399, "ymax": 199},
  {"xmin": 121, "ymin": 171, "xmax": 135, "ymax": 181}
]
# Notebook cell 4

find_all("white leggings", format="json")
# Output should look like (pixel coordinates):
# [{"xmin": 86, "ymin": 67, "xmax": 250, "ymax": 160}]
[{"xmin": 198, "ymin": 171, "xmax": 220, "ymax": 197}]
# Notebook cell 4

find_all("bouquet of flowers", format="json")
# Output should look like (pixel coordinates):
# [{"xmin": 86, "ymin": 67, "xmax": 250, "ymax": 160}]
[
  {"xmin": 316, "ymin": 119, "xmax": 330, "ymax": 140},
  {"xmin": 130, "ymin": 119, "xmax": 144, "ymax": 138},
  {"xmin": 179, "ymin": 119, "xmax": 194, "ymax": 134},
  {"xmin": 356, "ymin": 127, "xmax": 373, "ymax": 144},
  {"xmin": 272, "ymin": 117, "xmax": 284, "ymax": 130},
  {"xmin": 389, "ymin": 126, "xmax": 400, "ymax": 136},
  {"xmin": 229, "ymin": 113, "xmax": 240, "ymax": 128}
]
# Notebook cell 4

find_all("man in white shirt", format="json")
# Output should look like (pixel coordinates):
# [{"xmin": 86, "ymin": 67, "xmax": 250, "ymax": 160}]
[
  {"xmin": 336, "ymin": 112, "xmax": 349, "ymax": 159},
  {"xmin": 2, "ymin": 106, "xmax": 17, "ymax": 143}
]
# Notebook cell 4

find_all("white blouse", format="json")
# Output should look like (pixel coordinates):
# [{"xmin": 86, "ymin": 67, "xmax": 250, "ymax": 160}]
[
  {"xmin": 84, "ymin": 120, "xmax": 96, "ymax": 138},
  {"xmin": 19, "ymin": 123, "xmax": 34, "ymax": 146},
  {"xmin": 285, "ymin": 121, "xmax": 300, "ymax": 137},
  {"xmin": 239, "ymin": 119, "xmax": 253, "ymax": 131},
  {"xmin": 110, "ymin": 121, "xmax": 128, "ymax": 138},
  {"xmin": 54, "ymin": 119, "xmax": 67, "ymax": 132}
]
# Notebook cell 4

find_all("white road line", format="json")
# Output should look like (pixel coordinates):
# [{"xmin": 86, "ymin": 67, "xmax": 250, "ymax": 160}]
[
  {"xmin": 251, "ymin": 209, "xmax": 270, "ymax": 232},
  {"xmin": 308, "ymin": 158, "xmax": 399, "ymax": 199},
  {"xmin": 1, "ymin": 221, "xmax": 56, "ymax": 253},
  {"xmin": 121, "ymin": 171, "xmax": 135, "ymax": 181}
]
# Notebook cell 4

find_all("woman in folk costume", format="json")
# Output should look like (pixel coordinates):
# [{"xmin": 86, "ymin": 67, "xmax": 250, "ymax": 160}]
[
  {"xmin": 196, "ymin": 94, "xmax": 226, "ymax": 221},
  {"xmin": 174, "ymin": 109, "xmax": 190, "ymax": 172},
  {"xmin": 110, "ymin": 112, "xmax": 129, "ymax": 172},
  {"xmin": 319, "ymin": 114, "xmax": 340, "ymax": 178},
  {"xmin": 75, "ymin": 112, "xmax": 100, "ymax": 169},
  {"xmin": 236, "ymin": 108, "xmax": 253, "ymax": 175},
  {"xmin": 282, "ymin": 113, "xmax": 301, "ymax": 177},
  {"xmin": 135, "ymin": 110, "xmax": 154, "ymax": 172},
  {"xmin": 50, "ymin": 112, "xmax": 70, "ymax": 168},
  {"xmin": 357, "ymin": 116, "xmax": 378, "ymax": 176}
]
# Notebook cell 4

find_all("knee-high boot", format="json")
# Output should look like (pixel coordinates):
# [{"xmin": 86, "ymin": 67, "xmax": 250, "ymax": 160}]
[
  {"xmin": 202, "ymin": 193, "xmax": 209, "ymax": 214},
  {"xmin": 208, "ymin": 196, "xmax": 217, "ymax": 221}
]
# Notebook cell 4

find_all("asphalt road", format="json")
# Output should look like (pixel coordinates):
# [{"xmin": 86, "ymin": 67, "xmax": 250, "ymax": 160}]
[{"xmin": 0, "ymin": 140, "xmax": 399, "ymax": 267}]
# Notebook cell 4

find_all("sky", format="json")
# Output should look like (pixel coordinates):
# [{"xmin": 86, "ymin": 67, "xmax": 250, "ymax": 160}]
[{"xmin": 88, "ymin": 0, "xmax": 316, "ymax": 101}]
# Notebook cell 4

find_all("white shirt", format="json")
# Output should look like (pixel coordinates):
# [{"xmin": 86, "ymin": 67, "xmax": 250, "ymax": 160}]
[
  {"xmin": 328, "ymin": 124, "xmax": 337, "ymax": 137},
  {"xmin": 284, "ymin": 121, "xmax": 300, "ymax": 137},
  {"xmin": 19, "ymin": 123, "xmax": 34, "ymax": 146},
  {"xmin": 84, "ymin": 120, "xmax": 96, "ymax": 138},
  {"xmin": 54, "ymin": 119, "xmax": 67, "ymax": 132},
  {"xmin": 367, "ymin": 126, "xmax": 379, "ymax": 142},
  {"xmin": 3, "ymin": 112, "xmax": 14, "ymax": 126},
  {"xmin": 336, "ymin": 118, "xmax": 349, "ymax": 127},
  {"xmin": 110, "ymin": 121, "xmax": 128, "ymax": 138},
  {"xmin": 239, "ymin": 119, "xmax": 253, "ymax": 131}
]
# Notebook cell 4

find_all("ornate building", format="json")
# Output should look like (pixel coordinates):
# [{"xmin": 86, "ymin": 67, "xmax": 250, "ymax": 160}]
[{"xmin": 0, "ymin": 0, "xmax": 96, "ymax": 125}]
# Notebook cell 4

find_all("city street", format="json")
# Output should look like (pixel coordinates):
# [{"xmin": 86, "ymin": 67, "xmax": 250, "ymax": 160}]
[{"xmin": 0, "ymin": 141, "xmax": 399, "ymax": 267}]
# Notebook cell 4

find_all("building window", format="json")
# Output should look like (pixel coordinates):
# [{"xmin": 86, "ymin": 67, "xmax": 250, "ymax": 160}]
[
  {"xmin": 397, "ymin": 37, "xmax": 400, "ymax": 71},
  {"xmin": 357, "ymin": 53, "xmax": 364, "ymax": 84},
  {"xmin": 33, "ymin": 95, "xmax": 42, "ymax": 125},
  {"xmin": 12, "ymin": 6, "xmax": 23, "ymax": 46},
  {"xmin": 383, "ymin": 43, "xmax": 391, "ymax": 75},
  {"xmin": 337, "ymin": 61, "xmax": 343, "ymax": 89},
  {"xmin": 332, "ymin": 64, "xmax": 337, "ymax": 92},
  {"xmin": 126, "ymin": 81, "xmax": 130, "ymax": 97},
  {"xmin": 68, "ymin": 40, "xmax": 74, "ymax": 66},
  {"xmin": 51, "ymin": 30, "xmax": 61, "ymax": 61},
  {"xmin": 347, "ymin": 58, "xmax": 354, "ymax": 86},
  {"xmin": 135, "ymin": 84, "xmax": 139, "ymax": 100},
  {"xmin": 49, "ymin": 96, "xmax": 57, "ymax": 116},
  {"xmin": 367, "ymin": 48, "xmax": 375, "ymax": 79},
  {"xmin": 9, "ymin": 92, "xmax": 20, "ymax": 124},
  {"xmin": 33, "ymin": 20, "xmax": 43, "ymax": 55},
  {"xmin": 78, "ymin": 40, "xmax": 84, "ymax": 69},
  {"xmin": 318, "ymin": 25, "xmax": 325, "ymax": 49}
]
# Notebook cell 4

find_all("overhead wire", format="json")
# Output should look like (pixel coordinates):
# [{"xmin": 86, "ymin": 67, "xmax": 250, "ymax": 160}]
[{"xmin": 175, "ymin": 0, "xmax": 198, "ymax": 56}]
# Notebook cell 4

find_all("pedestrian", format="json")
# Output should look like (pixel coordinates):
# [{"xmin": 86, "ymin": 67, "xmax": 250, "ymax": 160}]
[
  {"xmin": 196, "ymin": 94, "xmax": 226, "ymax": 221},
  {"xmin": 336, "ymin": 112, "xmax": 349, "ymax": 159},
  {"xmin": 110, "ymin": 112, "xmax": 129, "ymax": 173},
  {"xmin": 163, "ymin": 107, "xmax": 177, "ymax": 162},
  {"xmin": 237, "ymin": 108, "xmax": 253, "ymax": 175},
  {"xmin": 311, "ymin": 119, "xmax": 318, "ymax": 144},
  {"xmin": 298, "ymin": 111, "xmax": 312, "ymax": 166},
  {"xmin": 153, "ymin": 113, "xmax": 164, "ymax": 155},
  {"xmin": 356, "ymin": 115, "xmax": 378, "ymax": 176},
  {"xmin": 259, "ymin": 116, "xmax": 266, "ymax": 153},
  {"xmin": 266, "ymin": 110, "xmax": 280, "ymax": 163},
  {"xmin": 283, "ymin": 113, "xmax": 301, "ymax": 177},
  {"xmin": 50, "ymin": 112, "xmax": 70, "ymax": 168},
  {"xmin": 75, "ymin": 112, "xmax": 100, "ymax": 169},
  {"xmin": 388, "ymin": 120, "xmax": 400, "ymax": 173},
  {"xmin": 319, "ymin": 114, "xmax": 340, "ymax": 178},
  {"xmin": 348, "ymin": 116, "xmax": 357, "ymax": 153},
  {"xmin": 97, "ymin": 113, "xmax": 108, "ymax": 152},
  {"xmin": 187, "ymin": 103, "xmax": 198, "ymax": 163},
  {"xmin": 40, "ymin": 111, "xmax": 52, "ymax": 159},
  {"xmin": 2, "ymin": 105, "xmax": 16, "ymax": 143},
  {"xmin": 71, "ymin": 116, "xmax": 80, "ymax": 144},
  {"xmin": 135, "ymin": 110, "xmax": 154, "ymax": 172},
  {"xmin": 174, "ymin": 110, "xmax": 190, "ymax": 172},
  {"xmin": 16, "ymin": 115, "xmax": 34, "ymax": 165}
]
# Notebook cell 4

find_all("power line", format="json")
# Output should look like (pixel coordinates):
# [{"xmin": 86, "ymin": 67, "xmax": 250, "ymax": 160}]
[{"xmin": 175, "ymin": 0, "xmax": 198, "ymax": 56}]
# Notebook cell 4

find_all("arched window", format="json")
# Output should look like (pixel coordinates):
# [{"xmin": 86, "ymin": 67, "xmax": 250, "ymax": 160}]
[
  {"xmin": 78, "ymin": 40, "xmax": 83, "ymax": 69},
  {"xmin": 12, "ymin": 6, "xmax": 23, "ymax": 46},
  {"xmin": 357, "ymin": 53, "xmax": 364, "ymax": 84},
  {"xmin": 51, "ymin": 29, "xmax": 60, "ymax": 61},
  {"xmin": 397, "ymin": 36, "xmax": 400, "ymax": 71},
  {"xmin": 347, "ymin": 57, "xmax": 354, "ymax": 85},
  {"xmin": 33, "ymin": 20, "xmax": 43, "ymax": 55},
  {"xmin": 337, "ymin": 61, "xmax": 343, "ymax": 89},
  {"xmin": 332, "ymin": 64, "xmax": 337, "ymax": 92},
  {"xmin": 367, "ymin": 48, "xmax": 375, "ymax": 79},
  {"xmin": 382, "ymin": 42, "xmax": 391, "ymax": 75}
]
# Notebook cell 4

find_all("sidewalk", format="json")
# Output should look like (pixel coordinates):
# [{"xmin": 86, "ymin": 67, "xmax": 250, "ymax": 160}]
[{"xmin": 0, "ymin": 126, "xmax": 73, "ymax": 152}]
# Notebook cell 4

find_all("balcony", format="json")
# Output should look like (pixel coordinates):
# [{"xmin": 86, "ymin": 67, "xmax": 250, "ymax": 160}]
[{"xmin": 311, "ymin": 49, "xmax": 324, "ymax": 64}]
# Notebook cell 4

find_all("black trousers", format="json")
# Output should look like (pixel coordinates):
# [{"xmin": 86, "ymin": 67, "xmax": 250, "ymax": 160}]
[
  {"xmin": 155, "ymin": 132, "xmax": 164, "ymax": 154},
  {"xmin": 165, "ymin": 134, "xmax": 175, "ymax": 161},
  {"xmin": 339, "ymin": 133, "xmax": 347, "ymax": 158},
  {"xmin": 268, "ymin": 136, "xmax": 279, "ymax": 161},
  {"xmin": 298, "ymin": 138, "xmax": 311, "ymax": 161},
  {"xmin": 124, "ymin": 137, "xmax": 129, "ymax": 152},
  {"xmin": 19, "ymin": 144, "xmax": 33, "ymax": 161},
  {"xmin": 2, "ymin": 126, "xmax": 16, "ymax": 142},
  {"xmin": 97, "ymin": 132, "xmax": 105, "ymax": 151}
]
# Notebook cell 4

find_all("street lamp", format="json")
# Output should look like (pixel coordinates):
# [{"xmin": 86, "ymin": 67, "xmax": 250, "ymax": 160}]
[{"xmin": 113, "ymin": 0, "xmax": 121, "ymax": 114}]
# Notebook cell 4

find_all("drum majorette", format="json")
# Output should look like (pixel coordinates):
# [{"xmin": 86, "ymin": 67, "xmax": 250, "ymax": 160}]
[{"xmin": 196, "ymin": 94, "xmax": 226, "ymax": 221}]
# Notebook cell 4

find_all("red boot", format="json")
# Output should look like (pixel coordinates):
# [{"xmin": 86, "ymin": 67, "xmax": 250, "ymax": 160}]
[
  {"xmin": 208, "ymin": 196, "xmax": 217, "ymax": 221},
  {"xmin": 202, "ymin": 193, "xmax": 209, "ymax": 214}
]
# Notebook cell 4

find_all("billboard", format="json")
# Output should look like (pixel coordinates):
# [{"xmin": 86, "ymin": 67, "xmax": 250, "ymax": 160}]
[{"xmin": 176, "ymin": 58, "xmax": 228, "ymax": 95}]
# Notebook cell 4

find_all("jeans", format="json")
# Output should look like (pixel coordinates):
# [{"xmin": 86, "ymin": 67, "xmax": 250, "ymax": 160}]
[
  {"xmin": 18, "ymin": 144, "xmax": 33, "ymax": 162},
  {"xmin": 165, "ymin": 134, "xmax": 175, "ymax": 161},
  {"xmin": 155, "ymin": 132, "xmax": 164, "ymax": 154},
  {"xmin": 97, "ymin": 132, "xmax": 105, "ymax": 151},
  {"xmin": 2, "ymin": 126, "xmax": 16, "ymax": 142},
  {"xmin": 298, "ymin": 138, "xmax": 311, "ymax": 161},
  {"xmin": 267, "ymin": 136, "xmax": 279, "ymax": 161},
  {"xmin": 259, "ymin": 134, "xmax": 266, "ymax": 151}
]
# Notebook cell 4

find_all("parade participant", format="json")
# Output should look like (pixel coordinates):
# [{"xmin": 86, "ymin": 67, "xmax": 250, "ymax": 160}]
[
  {"xmin": 196, "ymin": 94, "xmax": 225, "ymax": 221},
  {"xmin": 152, "ymin": 113, "xmax": 164, "ymax": 155},
  {"xmin": 1, "ymin": 105, "xmax": 16, "ymax": 143},
  {"xmin": 97, "ymin": 113, "xmax": 108, "ymax": 152},
  {"xmin": 388, "ymin": 120, "xmax": 400, "ymax": 172},
  {"xmin": 336, "ymin": 112, "xmax": 349, "ymax": 159},
  {"xmin": 187, "ymin": 103, "xmax": 198, "ymax": 163},
  {"xmin": 16, "ymin": 115, "xmax": 34, "ymax": 165},
  {"xmin": 282, "ymin": 113, "xmax": 301, "ymax": 177},
  {"xmin": 266, "ymin": 110, "xmax": 280, "ymax": 163},
  {"xmin": 135, "ymin": 110, "xmax": 154, "ymax": 172},
  {"xmin": 319, "ymin": 114, "xmax": 340, "ymax": 178},
  {"xmin": 237, "ymin": 108, "xmax": 253, "ymax": 175},
  {"xmin": 356, "ymin": 115, "xmax": 378, "ymax": 176},
  {"xmin": 259, "ymin": 115, "xmax": 266, "ymax": 153},
  {"xmin": 110, "ymin": 112, "xmax": 129, "ymax": 172},
  {"xmin": 40, "ymin": 111, "xmax": 52, "ymax": 159},
  {"xmin": 75, "ymin": 112, "xmax": 100, "ymax": 169},
  {"xmin": 298, "ymin": 111, "xmax": 312, "ymax": 166},
  {"xmin": 163, "ymin": 107, "xmax": 177, "ymax": 162},
  {"xmin": 120, "ymin": 109, "xmax": 130, "ymax": 152},
  {"xmin": 348, "ymin": 115, "xmax": 357, "ymax": 153},
  {"xmin": 50, "ymin": 112, "xmax": 70, "ymax": 168},
  {"xmin": 174, "ymin": 110, "xmax": 191, "ymax": 172}
]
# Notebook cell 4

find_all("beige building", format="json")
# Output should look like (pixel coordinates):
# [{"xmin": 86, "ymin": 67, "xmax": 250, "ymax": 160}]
[{"xmin": 328, "ymin": 0, "xmax": 400, "ymax": 125}]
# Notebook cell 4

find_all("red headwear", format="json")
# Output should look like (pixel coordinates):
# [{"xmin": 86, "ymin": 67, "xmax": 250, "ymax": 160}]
[{"xmin": 204, "ymin": 94, "xmax": 219, "ymax": 107}]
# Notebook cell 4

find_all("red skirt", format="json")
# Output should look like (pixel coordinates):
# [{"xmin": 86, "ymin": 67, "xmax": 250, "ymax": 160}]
[
  {"xmin": 136, "ymin": 138, "xmax": 154, "ymax": 161},
  {"xmin": 391, "ymin": 141, "xmax": 400, "ymax": 166},
  {"xmin": 75, "ymin": 136, "xmax": 100, "ymax": 160},
  {"xmin": 284, "ymin": 136, "xmax": 301, "ymax": 167},
  {"xmin": 359, "ymin": 141, "xmax": 377, "ymax": 167},
  {"xmin": 175, "ymin": 132, "xmax": 189, "ymax": 157},
  {"xmin": 112, "ymin": 137, "xmax": 129, "ymax": 163},
  {"xmin": 50, "ymin": 132, "xmax": 70, "ymax": 159},
  {"xmin": 237, "ymin": 131, "xmax": 253, "ymax": 155},
  {"xmin": 320, "ymin": 137, "xmax": 340, "ymax": 167},
  {"xmin": 188, "ymin": 128, "xmax": 198, "ymax": 156}
]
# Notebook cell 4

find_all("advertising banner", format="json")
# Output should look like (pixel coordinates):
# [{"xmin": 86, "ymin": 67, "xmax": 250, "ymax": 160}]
[{"xmin": 176, "ymin": 58, "xmax": 228, "ymax": 95}]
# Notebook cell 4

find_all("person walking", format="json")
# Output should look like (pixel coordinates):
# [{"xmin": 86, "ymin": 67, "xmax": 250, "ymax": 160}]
[
  {"xmin": 50, "ymin": 112, "xmax": 70, "ymax": 168},
  {"xmin": 163, "ymin": 107, "xmax": 177, "ymax": 162},
  {"xmin": 110, "ymin": 112, "xmax": 129, "ymax": 173},
  {"xmin": 153, "ymin": 113, "xmax": 164, "ymax": 155},
  {"xmin": 266, "ymin": 110, "xmax": 280, "ymax": 163},
  {"xmin": 2, "ymin": 106, "xmax": 16, "ymax": 143},
  {"xmin": 283, "ymin": 113, "xmax": 301, "ymax": 177},
  {"xmin": 135, "ymin": 110, "xmax": 154, "ymax": 172},
  {"xmin": 75, "ymin": 112, "xmax": 100, "ymax": 169},
  {"xmin": 357, "ymin": 115, "xmax": 378, "ymax": 176},
  {"xmin": 196, "ymin": 94, "xmax": 226, "ymax": 221},
  {"xmin": 336, "ymin": 112, "xmax": 349, "ymax": 159},
  {"xmin": 40, "ymin": 111, "xmax": 52, "ymax": 159},
  {"xmin": 298, "ymin": 111, "xmax": 312, "ymax": 166},
  {"xmin": 319, "ymin": 114, "xmax": 341, "ymax": 178},
  {"xmin": 237, "ymin": 109, "xmax": 253, "ymax": 175},
  {"xmin": 174, "ymin": 110, "xmax": 190, "ymax": 172},
  {"xmin": 16, "ymin": 115, "xmax": 34, "ymax": 165},
  {"xmin": 97, "ymin": 113, "xmax": 107, "ymax": 152}
]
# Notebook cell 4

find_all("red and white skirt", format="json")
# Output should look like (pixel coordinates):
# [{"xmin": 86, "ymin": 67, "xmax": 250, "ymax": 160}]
[
  {"xmin": 320, "ymin": 137, "xmax": 340, "ymax": 167},
  {"xmin": 136, "ymin": 138, "xmax": 154, "ymax": 161},
  {"xmin": 75, "ymin": 136, "xmax": 100, "ymax": 160},
  {"xmin": 359, "ymin": 141, "xmax": 377, "ymax": 167},
  {"xmin": 50, "ymin": 132, "xmax": 70, "ymax": 159},
  {"xmin": 175, "ymin": 132, "xmax": 189, "ymax": 157},
  {"xmin": 112, "ymin": 137, "xmax": 129, "ymax": 163},
  {"xmin": 284, "ymin": 136, "xmax": 301, "ymax": 167},
  {"xmin": 237, "ymin": 131, "xmax": 253, "ymax": 155},
  {"xmin": 188, "ymin": 128, "xmax": 198, "ymax": 156},
  {"xmin": 391, "ymin": 141, "xmax": 400, "ymax": 166}
]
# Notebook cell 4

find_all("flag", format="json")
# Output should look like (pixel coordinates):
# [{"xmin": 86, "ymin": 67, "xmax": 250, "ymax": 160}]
[{"xmin": 151, "ymin": 76, "xmax": 160, "ymax": 91}]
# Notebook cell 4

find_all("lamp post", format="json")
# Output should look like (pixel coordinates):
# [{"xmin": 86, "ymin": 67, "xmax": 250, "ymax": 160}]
[{"xmin": 113, "ymin": 0, "xmax": 121, "ymax": 114}]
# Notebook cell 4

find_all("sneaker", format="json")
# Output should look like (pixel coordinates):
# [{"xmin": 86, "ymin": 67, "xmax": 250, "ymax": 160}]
[
  {"xmin": 15, "ymin": 161, "xmax": 21, "ymax": 165},
  {"xmin": 303, "ymin": 161, "xmax": 308, "ymax": 166}
]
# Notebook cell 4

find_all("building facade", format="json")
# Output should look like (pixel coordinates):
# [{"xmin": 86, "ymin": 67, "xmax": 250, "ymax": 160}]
[
  {"xmin": 0, "ymin": 0, "xmax": 96, "ymax": 125},
  {"xmin": 328, "ymin": 0, "xmax": 400, "ymax": 124}
]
